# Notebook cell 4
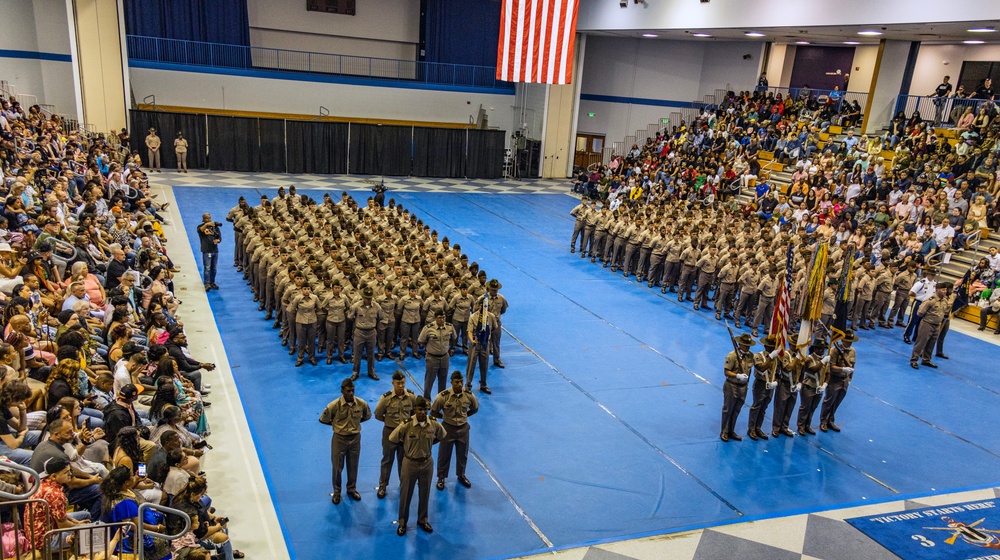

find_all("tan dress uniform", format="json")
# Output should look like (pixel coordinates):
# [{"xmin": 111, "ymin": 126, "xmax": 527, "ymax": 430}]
[
  {"xmin": 350, "ymin": 298, "xmax": 384, "ymax": 379},
  {"xmin": 418, "ymin": 320, "xmax": 457, "ymax": 399},
  {"xmin": 319, "ymin": 395, "xmax": 372, "ymax": 497},
  {"xmin": 820, "ymin": 343, "xmax": 856, "ymax": 430},
  {"xmin": 431, "ymin": 387, "xmax": 479, "ymax": 484},
  {"xmin": 389, "ymin": 415, "xmax": 445, "ymax": 529},
  {"xmin": 911, "ymin": 294, "xmax": 949, "ymax": 366},
  {"xmin": 375, "ymin": 387, "xmax": 416, "ymax": 490}
]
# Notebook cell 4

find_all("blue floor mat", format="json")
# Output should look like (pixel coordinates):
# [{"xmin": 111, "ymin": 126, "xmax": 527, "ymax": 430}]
[{"xmin": 174, "ymin": 187, "xmax": 1000, "ymax": 560}]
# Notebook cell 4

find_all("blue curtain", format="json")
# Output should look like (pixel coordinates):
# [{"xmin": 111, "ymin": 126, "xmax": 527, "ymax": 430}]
[
  {"xmin": 424, "ymin": 0, "xmax": 500, "ymax": 67},
  {"xmin": 124, "ymin": 0, "xmax": 250, "ymax": 45}
]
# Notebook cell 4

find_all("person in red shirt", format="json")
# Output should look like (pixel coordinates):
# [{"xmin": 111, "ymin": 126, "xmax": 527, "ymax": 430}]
[{"xmin": 25, "ymin": 457, "xmax": 91, "ymax": 551}]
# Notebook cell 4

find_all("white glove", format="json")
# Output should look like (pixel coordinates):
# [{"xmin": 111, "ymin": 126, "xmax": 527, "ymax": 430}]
[
  {"xmin": 735, "ymin": 373, "xmax": 749, "ymax": 382},
  {"xmin": 818, "ymin": 383, "xmax": 828, "ymax": 394},
  {"xmin": 769, "ymin": 349, "xmax": 780, "ymax": 359},
  {"xmin": 841, "ymin": 367, "xmax": 854, "ymax": 375},
  {"xmin": 792, "ymin": 383, "xmax": 802, "ymax": 393},
  {"xmin": 821, "ymin": 356, "xmax": 831, "ymax": 365},
  {"xmin": 766, "ymin": 381, "xmax": 778, "ymax": 390}
]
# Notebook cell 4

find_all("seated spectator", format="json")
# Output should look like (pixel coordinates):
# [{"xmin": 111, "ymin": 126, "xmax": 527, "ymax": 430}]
[{"xmin": 30, "ymin": 417, "xmax": 103, "ymax": 519}]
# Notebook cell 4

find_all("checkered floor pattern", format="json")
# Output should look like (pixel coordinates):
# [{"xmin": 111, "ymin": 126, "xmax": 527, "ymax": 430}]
[
  {"xmin": 147, "ymin": 169, "xmax": 572, "ymax": 194},
  {"xmin": 523, "ymin": 487, "xmax": 1000, "ymax": 560}
]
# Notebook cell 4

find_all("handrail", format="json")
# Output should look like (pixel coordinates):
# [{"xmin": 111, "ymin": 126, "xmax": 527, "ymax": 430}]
[
  {"xmin": 137, "ymin": 502, "xmax": 191, "ymax": 542},
  {"xmin": 0, "ymin": 461, "xmax": 40, "ymax": 500},
  {"xmin": 967, "ymin": 228, "xmax": 983, "ymax": 256},
  {"xmin": 125, "ymin": 35, "xmax": 510, "ymax": 90},
  {"xmin": 894, "ymin": 94, "xmax": 984, "ymax": 125}
]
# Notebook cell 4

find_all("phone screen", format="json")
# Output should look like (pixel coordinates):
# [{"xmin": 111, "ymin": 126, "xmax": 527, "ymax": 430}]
[{"xmin": 137, "ymin": 462, "xmax": 147, "ymax": 478}]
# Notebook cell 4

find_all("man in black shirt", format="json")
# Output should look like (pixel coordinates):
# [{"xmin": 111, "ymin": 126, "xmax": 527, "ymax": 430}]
[
  {"xmin": 931, "ymin": 75, "xmax": 952, "ymax": 124},
  {"xmin": 104, "ymin": 246, "xmax": 129, "ymax": 291},
  {"xmin": 197, "ymin": 213, "xmax": 221, "ymax": 291},
  {"xmin": 975, "ymin": 78, "xmax": 994, "ymax": 100}
]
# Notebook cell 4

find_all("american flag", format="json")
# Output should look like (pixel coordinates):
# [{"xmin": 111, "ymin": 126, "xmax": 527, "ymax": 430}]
[
  {"xmin": 497, "ymin": 0, "xmax": 580, "ymax": 84},
  {"xmin": 770, "ymin": 243, "xmax": 795, "ymax": 354}
]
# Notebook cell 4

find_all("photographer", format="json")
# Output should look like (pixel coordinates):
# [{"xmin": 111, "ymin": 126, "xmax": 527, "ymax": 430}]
[{"xmin": 196, "ymin": 214, "xmax": 221, "ymax": 292}]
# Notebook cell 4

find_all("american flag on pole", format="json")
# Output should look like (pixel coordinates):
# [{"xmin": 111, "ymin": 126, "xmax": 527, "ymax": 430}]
[
  {"xmin": 770, "ymin": 243, "xmax": 795, "ymax": 354},
  {"xmin": 497, "ymin": 0, "xmax": 581, "ymax": 84}
]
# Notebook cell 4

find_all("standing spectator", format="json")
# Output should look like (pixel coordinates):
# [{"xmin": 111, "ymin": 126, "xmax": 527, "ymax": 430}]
[
  {"xmin": 145, "ymin": 128, "xmax": 161, "ymax": 172},
  {"xmin": 196, "ymin": 214, "xmax": 221, "ymax": 291},
  {"xmin": 931, "ymin": 76, "xmax": 953, "ymax": 125}
]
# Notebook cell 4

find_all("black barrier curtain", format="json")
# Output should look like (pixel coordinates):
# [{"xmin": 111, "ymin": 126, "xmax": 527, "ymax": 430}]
[
  {"xmin": 129, "ymin": 110, "xmax": 208, "ymax": 170},
  {"xmin": 257, "ymin": 119, "xmax": 286, "ymax": 173},
  {"xmin": 466, "ymin": 129, "xmax": 505, "ymax": 179},
  {"xmin": 207, "ymin": 116, "xmax": 257, "ymax": 171},
  {"xmin": 285, "ymin": 121, "xmax": 348, "ymax": 174},
  {"xmin": 412, "ymin": 127, "xmax": 465, "ymax": 178},
  {"xmin": 349, "ymin": 124, "xmax": 412, "ymax": 176}
]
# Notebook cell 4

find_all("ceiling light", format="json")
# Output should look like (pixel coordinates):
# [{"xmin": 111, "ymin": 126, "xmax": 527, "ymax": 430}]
[
  {"xmin": 968, "ymin": 27, "xmax": 996, "ymax": 33},
  {"xmin": 964, "ymin": 40, "xmax": 985, "ymax": 44},
  {"xmin": 745, "ymin": 31, "xmax": 766, "ymax": 37},
  {"xmin": 692, "ymin": 33, "xmax": 712, "ymax": 38},
  {"xmin": 843, "ymin": 41, "xmax": 860, "ymax": 45},
  {"xmin": 796, "ymin": 41, "xmax": 810, "ymax": 45},
  {"xmin": 642, "ymin": 33, "xmax": 657, "ymax": 38},
  {"xmin": 858, "ymin": 30, "xmax": 883, "ymax": 36}
]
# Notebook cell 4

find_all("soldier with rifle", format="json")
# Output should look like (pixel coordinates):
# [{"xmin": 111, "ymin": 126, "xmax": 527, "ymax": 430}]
[
  {"xmin": 721, "ymin": 326, "xmax": 755, "ymax": 442},
  {"xmin": 820, "ymin": 328, "xmax": 858, "ymax": 432},
  {"xmin": 746, "ymin": 335, "xmax": 781, "ymax": 441},
  {"xmin": 797, "ymin": 338, "xmax": 831, "ymax": 435}
]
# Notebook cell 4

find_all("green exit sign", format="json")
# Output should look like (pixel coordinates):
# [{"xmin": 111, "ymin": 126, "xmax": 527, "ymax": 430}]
[
  {"xmin": 588, "ymin": 112, "xmax": 595, "ymax": 117},
  {"xmin": 661, "ymin": 118, "xmax": 669, "ymax": 124}
]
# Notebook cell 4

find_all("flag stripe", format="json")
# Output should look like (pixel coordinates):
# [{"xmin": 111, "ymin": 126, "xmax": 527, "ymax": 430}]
[{"xmin": 497, "ymin": 0, "xmax": 579, "ymax": 84}]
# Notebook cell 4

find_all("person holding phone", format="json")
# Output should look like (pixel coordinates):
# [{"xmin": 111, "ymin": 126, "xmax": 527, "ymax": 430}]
[{"xmin": 196, "ymin": 214, "xmax": 221, "ymax": 292}]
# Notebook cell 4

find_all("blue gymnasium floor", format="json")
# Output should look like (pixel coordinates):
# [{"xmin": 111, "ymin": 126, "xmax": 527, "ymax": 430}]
[{"xmin": 174, "ymin": 186, "xmax": 1000, "ymax": 560}]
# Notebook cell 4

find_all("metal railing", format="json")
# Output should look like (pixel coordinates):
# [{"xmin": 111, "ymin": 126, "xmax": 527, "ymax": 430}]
[
  {"xmin": 126, "ymin": 35, "xmax": 511, "ymax": 90},
  {"xmin": 762, "ymin": 86, "xmax": 869, "ymax": 116},
  {"xmin": 893, "ymin": 94, "xmax": 985, "ymax": 126}
]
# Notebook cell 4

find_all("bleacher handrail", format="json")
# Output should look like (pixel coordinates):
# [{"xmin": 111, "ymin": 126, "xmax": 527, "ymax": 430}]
[
  {"xmin": 125, "ymin": 35, "xmax": 511, "ymax": 91},
  {"xmin": 893, "ymin": 93, "xmax": 985, "ymax": 125},
  {"xmin": 0, "ymin": 461, "xmax": 41, "ymax": 500},
  {"xmin": 136, "ymin": 502, "xmax": 192, "ymax": 542}
]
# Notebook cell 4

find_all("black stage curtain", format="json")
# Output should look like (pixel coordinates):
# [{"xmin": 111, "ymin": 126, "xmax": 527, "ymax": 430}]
[
  {"xmin": 466, "ymin": 129, "xmax": 505, "ymax": 179},
  {"xmin": 412, "ymin": 127, "xmax": 465, "ymax": 178},
  {"xmin": 349, "ymin": 124, "xmax": 412, "ymax": 176},
  {"xmin": 285, "ymin": 121, "xmax": 348, "ymax": 174},
  {"xmin": 129, "ymin": 110, "xmax": 207, "ymax": 170},
  {"xmin": 257, "ymin": 119, "xmax": 286, "ymax": 173},
  {"xmin": 207, "ymin": 115, "xmax": 257, "ymax": 171}
]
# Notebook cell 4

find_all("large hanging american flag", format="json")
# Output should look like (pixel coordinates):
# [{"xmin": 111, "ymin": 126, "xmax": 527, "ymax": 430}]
[
  {"xmin": 497, "ymin": 0, "xmax": 581, "ymax": 84},
  {"xmin": 770, "ymin": 243, "xmax": 795, "ymax": 354}
]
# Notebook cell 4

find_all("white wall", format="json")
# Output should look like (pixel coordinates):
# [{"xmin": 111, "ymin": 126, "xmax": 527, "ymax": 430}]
[
  {"xmin": 866, "ymin": 40, "xmax": 911, "ymax": 134},
  {"xmin": 909, "ymin": 43, "xmax": 1000, "ymax": 97},
  {"xmin": 247, "ymin": 0, "xmax": 419, "ymax": 60},
  {"xmin": 847, "ymin": 45, "xmax": 879, "ymax": 93},
  {"xmin": 128, "ymin": 67, "xmax": 514, "ymax": 127},
  {"xmin": 0, "ymin": 0, "xmax": 77, "ymax": 118},
  {"xmin": 577, "ymin": 0, "xmax": 1000, "ymax": 32},
  {"xmin": 577, "ymin": 36, "xmax": 762, "ymax": 141}
]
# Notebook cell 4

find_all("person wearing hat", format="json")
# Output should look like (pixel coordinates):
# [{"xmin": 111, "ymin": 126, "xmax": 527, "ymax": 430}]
[
  {"xmin": 323, "ymin": 280, "xmax": 351, "ymax": 365},
  {"xmin": 431, "ymin": 371, "xmax": 478, "ymax": 489},
  {"xmin": 910, "ymin": 281, "xmax": 952, "ymax": 369},
  {"xmin": 375, "ymin": 371, "xmax": 416, "ymax": 499},
  {"xmin": 582, "ymin": 199, "xmax": 600, "ymax": 258},
  {"xmin": 417, "ymin": 310, "xmax": 457, "ymax": 400},
  {"xmin": 871, "ymin": 261, "xmax": 896, "ymax": 328},
  {"xmin": 319, "ymin": 378, "xmax": 372, "ymax": 504},
  {"xmin": 820, "ymin": 329, "xmax": 858, "ymax": 432},
  {"xmin": 750, "ymin": 265, "xmax": 778, "ymax": 338},
  {"xmin": 486, "ymin": 278, "xmax": 508, "ymax": 368},
  {"xmin": 174, "ymin": 131, "xmax": 188, "ymax": 173},
  {"xmin": 466, "ymin": 296, "xmax": 499, "ymax": 394},
  {"xmin": 904, "ymin": 268, "xmax": 938, "ymax": 344},
  {"xmin": 746, "ymin": 335, "xmax": 782, "ymax": 440},
  {"xmin": 390, "ymin": 394, "xmax": 445, "ymax": 536},
  {"xmin": 397, "ymin": 283, "xmax": 423, "ymax": 360},
  {"xmin": 887, "ymin": 262, "xmax": 918, "ymax": 327},
  {"xmin": 448, "ymin": 282, "xmax": 474, "ymax": 355},
  {"xmin": 145, "ymin": 127, "xmax": 161, "ymax": 172},
  {"xmin": 933, "ymin": 281, "xmax": 957, "ymax": 361},
  {"xmin": 349, "ymin": 285, "xmax": 384, "ymax": 381},
  {"xmin": 569, "ymin": 196, "xmax": 589, "ymax": 255},
  {"xmin": 291, "ymin": 282, "xmax": 320, "ymax": 367},
  {"xmin": 770, "ymin": 344, "xmax": 802, "ymax": 438},
  {"xmin": 796, "ymin": 339, "xmax": 830, "ymax": 436},
  {"xmin": 25, "ymin": 456, "xmax": 92, "ymax": 551},
  {"xmin": 721, "ymin": 333, "xmax": 755, "ymax": 442}
]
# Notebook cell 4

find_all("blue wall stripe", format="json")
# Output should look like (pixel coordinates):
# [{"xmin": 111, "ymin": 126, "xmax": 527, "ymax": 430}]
[
  {"xmin": 0, "ymin": 49, "xmax": 72, "ymax": 63},
  {"xmin": 580, "ymin": 93, "xmax": 705, "ymax": 109},
  {"xmin": 128, "ymin": 60, "xmax": 516, "ymax": 96}
]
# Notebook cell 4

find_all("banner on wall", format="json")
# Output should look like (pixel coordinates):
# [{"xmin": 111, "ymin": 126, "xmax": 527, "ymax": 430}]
[{"xmin": 847, "ymin": 498, "xmax": 1000, "ymax": 559}]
